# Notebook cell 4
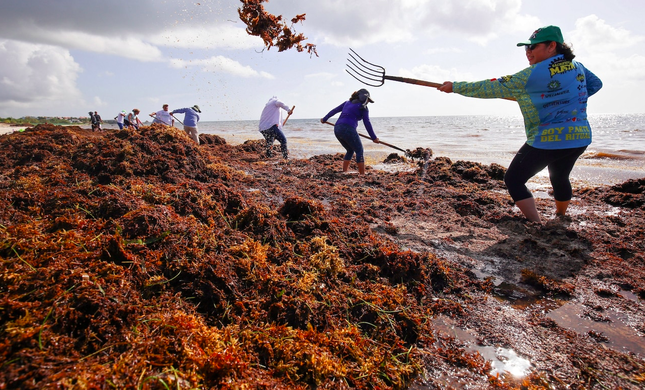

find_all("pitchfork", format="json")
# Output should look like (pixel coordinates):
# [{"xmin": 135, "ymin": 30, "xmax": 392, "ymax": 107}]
[
  {"xmin": 346, "ymin": 48, "xmax": 516, "ymax": 101},
  {"xmin": 346, "ymin": 48, "xmax": 443, "ymax": 88}
]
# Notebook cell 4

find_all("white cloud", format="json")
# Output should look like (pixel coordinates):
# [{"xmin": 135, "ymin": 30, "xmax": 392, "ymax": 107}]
[
  {"xmin": 570, "ymin": 14, "xmax": 645, "ymax": 51},
  {"xmin": 10, "ymin": 23, "xmax": 164, "ymax": 62},
  {"xmin": 63, "ymin": 34, "xmax": 163, "ymax": 62},
  {"xmin": 0, "ymin": 40, "xmax": 83, "ymax": 113},
  {"xmin": 569, "ymin": 15, "xmax": 645, "ymax": 84},
  {"xmin": 169, "ymin": 56, "xmax": 275, "ymax": 79},
  {"xmin": 92, "ymin": 96, "xmax": 107, "ymax": 107},
  {"xmin": 270, "ymin": 0, "xmax": 539, "ymax": 47}
]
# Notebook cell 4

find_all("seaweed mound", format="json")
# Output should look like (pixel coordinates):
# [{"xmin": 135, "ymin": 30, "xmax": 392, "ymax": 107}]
[
  {"xmin": 0, "ymin": 125, "xmax": 484, "ymax": 389},
  {"xmin": 2, "ymin": 125, "xmax": 644, "ymax": 389}
]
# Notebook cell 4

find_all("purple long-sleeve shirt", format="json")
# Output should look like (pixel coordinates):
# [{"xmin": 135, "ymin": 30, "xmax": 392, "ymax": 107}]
[
  {"xmin": 172, "ymin": 107, "xmax": 200, "ymax": 127},
  {"xmin": 322, "ymin": 101, "xmax": 377, "ymax": 139}
]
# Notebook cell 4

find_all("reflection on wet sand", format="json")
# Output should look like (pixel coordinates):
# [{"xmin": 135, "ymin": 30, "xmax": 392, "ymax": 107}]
[{"xmin": 547, "ymin": 302, "xmax": 645, "ymax": 356}]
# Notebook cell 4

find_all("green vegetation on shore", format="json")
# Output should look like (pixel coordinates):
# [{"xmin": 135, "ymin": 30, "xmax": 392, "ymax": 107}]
[{"xmin": 1, "ymin": 116, "xmax": 90, "ymax": 126}]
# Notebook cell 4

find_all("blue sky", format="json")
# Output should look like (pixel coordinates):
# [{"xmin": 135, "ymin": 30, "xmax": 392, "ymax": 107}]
[{"xmin": 0, "ymin": 0, "xmax": 643, "ymax": 121}]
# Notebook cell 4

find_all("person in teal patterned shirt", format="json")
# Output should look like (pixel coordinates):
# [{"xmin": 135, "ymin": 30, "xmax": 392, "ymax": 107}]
[{"xmin": 438, "ymin": 25, "xmax": 602, "ymax": 223}]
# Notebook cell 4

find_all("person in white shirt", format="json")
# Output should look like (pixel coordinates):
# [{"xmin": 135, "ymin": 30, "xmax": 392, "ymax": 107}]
[
  {"xmin": 150, "ymin": 104, "xmax": 174, "ymax": 126},
  {"xmin": 115, "ymin": 110, "xmax": 127, "ymax": 130},
  {"xmin": 258, "ymin": 96, "xmax": 293, "ymax": 159}
]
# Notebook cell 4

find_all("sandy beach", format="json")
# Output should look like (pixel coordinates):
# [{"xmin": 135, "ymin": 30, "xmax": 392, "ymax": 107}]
[
  {"xmin": 0, "ymin": 122, "xmax": 20, "ymax": 135},
  {"xmin": 0, "ymin": 122, "xmax": 38, "ymax": 135}
]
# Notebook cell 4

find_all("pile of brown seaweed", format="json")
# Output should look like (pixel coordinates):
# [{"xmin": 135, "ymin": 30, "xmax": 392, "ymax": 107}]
[{"xmin": 1, "ymin": 124, "xmax": 644, "ymax": 389}]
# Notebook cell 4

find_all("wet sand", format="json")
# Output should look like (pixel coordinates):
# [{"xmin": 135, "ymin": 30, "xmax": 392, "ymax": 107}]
[{"xmin": 1, "ymin": 124, "xmax": 644, "ymax": 389}]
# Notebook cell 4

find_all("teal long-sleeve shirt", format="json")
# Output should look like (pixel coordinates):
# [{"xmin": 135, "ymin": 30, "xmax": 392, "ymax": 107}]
[{"xmin": 453, "ymin": 54, "xmax": 602, "ymax": 150}]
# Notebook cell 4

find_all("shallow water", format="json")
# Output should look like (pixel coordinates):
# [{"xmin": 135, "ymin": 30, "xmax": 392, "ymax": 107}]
[
  {"xmin": 199, "ymin": 114, "xmax": 645, "ymax": 186},
  {"xmin": 547, "ymin": 302, "xmax": 645, "ymax": 356}
]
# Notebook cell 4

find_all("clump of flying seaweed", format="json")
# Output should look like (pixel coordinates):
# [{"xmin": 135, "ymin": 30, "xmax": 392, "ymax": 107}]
[{"xmin": 238, "ymin": 0, "xmax": 318, "ymax": 56}]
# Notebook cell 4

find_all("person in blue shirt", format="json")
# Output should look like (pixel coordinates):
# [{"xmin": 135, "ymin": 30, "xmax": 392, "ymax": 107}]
[
  {"xmin": 438, "ymin": 25, "xmax": 602, "ymax": 223},
  {"xmin": 320, "ymin": 89, "xmax": 380, "ymax": 175},
  {"xmin": 171, "ymin": 105, "xmax": 201, "ymax": 144}
]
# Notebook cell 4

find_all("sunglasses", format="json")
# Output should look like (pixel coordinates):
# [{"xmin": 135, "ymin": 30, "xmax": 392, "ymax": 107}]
[{"xmin": 525, "ymin": 43, "xmax": 542, "ymax": 51}]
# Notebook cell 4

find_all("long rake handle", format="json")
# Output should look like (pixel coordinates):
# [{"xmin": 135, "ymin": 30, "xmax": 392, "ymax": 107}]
[
  {"xmin": 149, "ymin": 114, "xmax": 172, "ymax": 126},
  {"xmin": 358, "ymin": 133, "xmax": 407, "ymax": 153},
  {"xmin": 171, "ymin": 114, "xmax": 184, "ymax": 126},
  {"xmin": 385, "ymin": 75, "xmax": 516, "ymax": 101},
  {"xmin": 385, "ymin": 76, "xmax": 443, "ymax": 88},
  {"xmin": 323, "ymin": 121, "xmax": 407, "ymax": 154},
  {"xmin": 283, "ymin": 106, "xmax": 295, "ymax": 126}
]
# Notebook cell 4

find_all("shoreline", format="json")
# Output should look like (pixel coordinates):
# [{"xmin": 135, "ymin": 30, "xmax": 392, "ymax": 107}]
[
  {"xmin": 3, "ymin": 123, "xmax": 643, "ymax": 187},
  {"xmin": 0, "ymin": 123, "xmax": 22, "ymax": 135}
]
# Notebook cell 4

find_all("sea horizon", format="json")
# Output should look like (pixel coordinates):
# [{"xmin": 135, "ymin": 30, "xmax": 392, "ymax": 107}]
[{"xmin": 5, "ymin": 113, "xmax": 643, "ymax": 187}]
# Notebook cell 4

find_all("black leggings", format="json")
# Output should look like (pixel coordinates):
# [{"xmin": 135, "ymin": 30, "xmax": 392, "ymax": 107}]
[{"xmin": 504, "ymin": 143, "xmax": 587, "ymax": 202}]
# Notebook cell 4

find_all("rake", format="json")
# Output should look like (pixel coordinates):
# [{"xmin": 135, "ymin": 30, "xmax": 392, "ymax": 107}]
[
  {"xmin": 282, "ymin": 106, "xmax": 295, "ymax": 126},
  {"xmin": 323, "ymin": 121, "xmax": 410, "ymax": 156},
  {"xmin": 346, "ymin": 48, "xmax": 443, "ymax": 88}
]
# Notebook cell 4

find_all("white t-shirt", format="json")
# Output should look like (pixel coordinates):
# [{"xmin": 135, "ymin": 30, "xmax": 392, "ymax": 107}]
[
  {"xmin": 258, "ymin": 97, "xmax": 291, "ymax": 131},
  {"xmin": 153, "ymin": 110, "xmax": 173, "ymax": 125}
]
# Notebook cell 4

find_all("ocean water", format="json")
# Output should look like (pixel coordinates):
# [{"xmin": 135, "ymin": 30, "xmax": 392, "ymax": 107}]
[{"xmin": 200, "ymin": 114, "xmax": 645, "ymax": 186}]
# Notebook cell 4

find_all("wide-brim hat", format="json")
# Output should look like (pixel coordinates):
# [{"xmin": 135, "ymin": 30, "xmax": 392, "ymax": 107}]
[
  {"xmin": 517, "ymin": 25, "xmax": 564, "ymax": 46},
  {"xmin": 192, "ymin": 105, "xmax": 201, "ymax": 113}
]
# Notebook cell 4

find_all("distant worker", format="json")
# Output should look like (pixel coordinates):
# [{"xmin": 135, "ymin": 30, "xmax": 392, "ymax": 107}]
[
  {"xmin": 321, "ymin": 89, "xmax": 380, "ymax": 175},
  {"xmin": 258, "ymin": 96, "xmax": 293, "ymax": 159},
  {"xmin": 171, "ymin": 105, "xmax": 201, "ymax": 144},
  {"xmin": 88, "ymin": 111, "xmax": 96, "ymax": 131},
  {"xmin": 150, "ymin": 104, "xmax": 174, "ymax": 126},
  {"xmin": 127, "ymin": 109, "xmax": 142, "ymax": 130},
  {"xmin": 93, "ymin": 111, "xmax": 102, "ymax": 131},
  {"xmin": 115, "ymin": 110, "xmax": 127, "ymax": 130}
]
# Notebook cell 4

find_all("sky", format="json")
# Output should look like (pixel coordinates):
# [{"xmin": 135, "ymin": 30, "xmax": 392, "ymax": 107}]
[{"xmin": 0, "ymin": 0, "xmax": 643, "ymax": 121}]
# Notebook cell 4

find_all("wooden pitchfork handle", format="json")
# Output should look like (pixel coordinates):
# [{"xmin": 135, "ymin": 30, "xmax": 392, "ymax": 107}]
[
  {"xmin": 283, "ymin": 106, "xmax": 295, "ymax": 126},
  {"xmin": 323, "ymin": 121, "xmax": 407, "ymax": 154},
  {"xmin": 149, "ymin": 114, "xmax": 171, "ymax": 126},
  {"xmin": 170, "ymin": 114, "xmax": 184, "ymax": 126},
  {"xmin": 390, "ymin": 76, "xmax": 516, "ymax": 101},
  {"xmin": 385, "ymin": 76, "xmax": 443, "ymax": 88}
]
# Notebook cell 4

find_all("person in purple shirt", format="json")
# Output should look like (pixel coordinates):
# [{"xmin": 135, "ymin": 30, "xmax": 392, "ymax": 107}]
[
  {"xmin": 171, "ymin": 105, "xmax": 201, "ymax": 144},
  {"xmin": 321, "ymin": 89, "xmax": 380, "ymax": 175}
]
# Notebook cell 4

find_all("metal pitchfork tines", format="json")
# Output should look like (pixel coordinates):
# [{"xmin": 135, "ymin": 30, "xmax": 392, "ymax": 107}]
[{"xmin": 346, "ymin": 48, "xmax": 443, "ymax": 89}]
